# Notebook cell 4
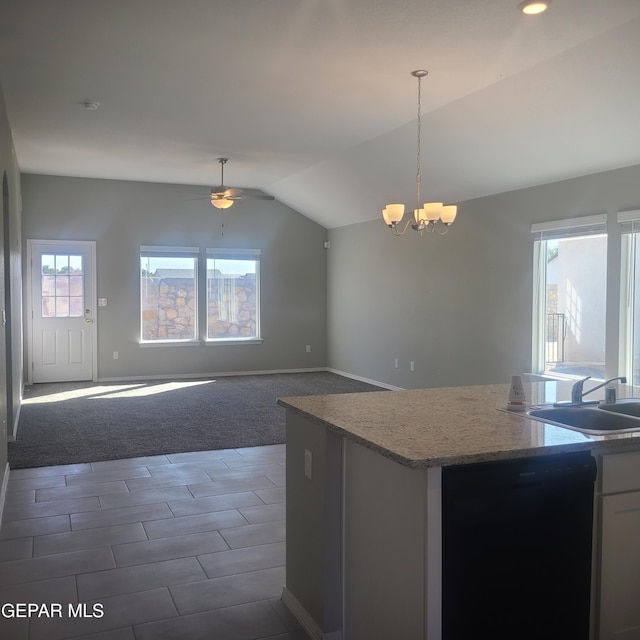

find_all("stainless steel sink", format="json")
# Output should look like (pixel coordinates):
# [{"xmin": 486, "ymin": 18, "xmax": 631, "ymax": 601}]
[
  {"xmin": 527, "ymin": 404, "xmax": 640, "ymax": 435},
  {"xmin": 597, "ymin": 399, "xmax": 640, "ymax": 417}
]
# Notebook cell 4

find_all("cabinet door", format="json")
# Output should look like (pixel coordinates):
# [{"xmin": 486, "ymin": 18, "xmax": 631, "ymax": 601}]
[{"xmin": 600, "ymin": 491, "xmax": 640, "ymax": 640}]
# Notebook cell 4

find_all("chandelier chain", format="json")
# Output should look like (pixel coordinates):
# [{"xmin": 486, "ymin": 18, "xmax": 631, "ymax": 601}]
[{"xmin": 416, "ymin": 75, "xmax": 422, "ymax": 212}]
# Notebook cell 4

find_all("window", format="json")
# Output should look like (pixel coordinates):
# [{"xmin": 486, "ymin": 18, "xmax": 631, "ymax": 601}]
[
  {"xmin": 532, "ymin": 216, "xmax": 607, "ymax": 379},
  {"xmin": 41, "ymin": 253, "xmax": 84, "ymax": 317},
  {"xmin": 206, "ymin": 249, "xmax": 260, "ymax": 341},
  {"xmin": 140, "ymin": 247, "xmax": 198, "ymax": 342}
]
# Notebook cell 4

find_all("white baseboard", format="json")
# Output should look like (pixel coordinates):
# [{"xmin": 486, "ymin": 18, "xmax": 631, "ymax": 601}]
[
  {"xmin": 326, "ymin": 368, "xmax": 404, "ymax": 391},
  {"xmin": 97, "ymin": 367, "xmax": 329, "ymax": 383},
  {"xmin": 281, "ymin": 587, "xmax": 342, "ymax": 640},
  {"xmin": 68, "ymin": 367, "xmax": 396, "ymax": 391},
  {"xmin": 0, "ymin": 463, "xmax": 9, "ymax": 529}
]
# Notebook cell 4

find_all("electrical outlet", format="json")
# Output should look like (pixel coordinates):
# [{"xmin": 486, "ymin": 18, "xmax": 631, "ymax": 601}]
[
  {"xmin": 113, "ymin": 351, "xmax": 119, "ymax": 360},
  {"xmin": 394, "ymin": 358, "xmax": 399, "ymax": 369},
  {"xmin": 304, "ymin": 449, "xmax": 312, "ymax": 479},
  {"xmin": 410, "ymin": 361, "xmax": 415, "ymax": 372},
  {"xmin": 306, "ymin": 344, "xmax": 311, "ymax": 353}
]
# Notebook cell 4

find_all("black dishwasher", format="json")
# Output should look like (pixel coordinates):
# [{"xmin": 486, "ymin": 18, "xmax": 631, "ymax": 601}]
[{"xmin": 442, "ymin": 451, "xmax": 597, "ymax": 640}]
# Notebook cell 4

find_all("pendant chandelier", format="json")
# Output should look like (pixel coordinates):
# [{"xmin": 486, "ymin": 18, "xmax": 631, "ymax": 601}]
[{"xmin": 382, "ymin": 70, "xmax": 457, "ymax": 236}]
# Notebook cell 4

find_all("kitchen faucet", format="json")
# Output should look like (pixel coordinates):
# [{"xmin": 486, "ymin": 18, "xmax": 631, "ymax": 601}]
[{"xmin": 571, "ymin": 376, "xmax": 627, "ymax": 404}]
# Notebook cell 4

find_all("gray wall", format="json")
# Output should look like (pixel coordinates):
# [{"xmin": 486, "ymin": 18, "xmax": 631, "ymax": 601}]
[
  {"xmin": 21, "ymin": 174, "xmax": 328, "ymax": 380},
  {"xmin": 327, "ymin": 164, "xmax": 640, "ymax": 389},
  {"xmin": 0, "ymin": 83, "xmax": 23, "ymax": 487},
  {"xmin": 13, "ymin": 142, "xmax": 640, "ymax": 400}
]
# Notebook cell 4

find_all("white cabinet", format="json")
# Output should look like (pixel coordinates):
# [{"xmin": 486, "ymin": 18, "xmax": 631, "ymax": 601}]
[{"xmin": 598, "ymin": 451, "xmax": 640, "ymax": 640}]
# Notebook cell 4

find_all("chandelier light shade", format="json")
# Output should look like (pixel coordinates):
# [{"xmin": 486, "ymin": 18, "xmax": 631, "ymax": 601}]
[
  {"xmin": 382, "ymin": 204, "xmax": 405, "ymax": 226},
  {"xmin": 441, "ymin": 204, "xmax": 457, "ymax": 224},
  {"xmin": 382, "ymin": 70, "xmax": 457, "ymax": 236}
]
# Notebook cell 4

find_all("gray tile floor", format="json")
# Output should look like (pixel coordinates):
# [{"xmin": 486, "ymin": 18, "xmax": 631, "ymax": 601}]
[{"xmin": 0, "ymin": 444, "xmax": 310, "ymax": 640}]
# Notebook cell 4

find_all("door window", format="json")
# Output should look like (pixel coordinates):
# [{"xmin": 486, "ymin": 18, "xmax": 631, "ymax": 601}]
[{"xmin": 41, "ymin": 253, "xmax": 84, "ymax": 318}]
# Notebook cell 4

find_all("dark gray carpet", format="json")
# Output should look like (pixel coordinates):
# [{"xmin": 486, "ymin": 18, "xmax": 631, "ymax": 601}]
[{"xmin": 9, "ymin": 372, "xmax": 384, "ymax": 469}]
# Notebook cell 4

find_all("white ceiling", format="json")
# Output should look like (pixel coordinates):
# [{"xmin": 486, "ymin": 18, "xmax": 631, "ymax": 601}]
[{"xmin": 2, "ymin": 0, "xmax": 640, "ymax": 229}]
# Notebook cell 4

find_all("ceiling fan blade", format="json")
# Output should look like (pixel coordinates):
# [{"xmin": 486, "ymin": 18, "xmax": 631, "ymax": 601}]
[
  {"xmin": 234, "ymin": 193, "xmax": 275, "ymax": 201},
  {"xmin": 210, "ymin": 187, "xmax": 233, "ymax": 198}
]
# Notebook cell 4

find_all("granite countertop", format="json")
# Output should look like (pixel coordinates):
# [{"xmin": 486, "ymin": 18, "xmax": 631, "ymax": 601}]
[{"xmin": 277, "ymin": 382, "xmax": 640, "ymax": 468}]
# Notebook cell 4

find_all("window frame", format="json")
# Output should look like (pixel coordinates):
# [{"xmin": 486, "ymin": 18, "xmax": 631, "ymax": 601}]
[
  {"xmin": 618, "ymin": 210, "xmax": 640, "ymax": 384},
  {"xmin": 139, "ymin": 245, "xmax": 200, "ymax": 345}
]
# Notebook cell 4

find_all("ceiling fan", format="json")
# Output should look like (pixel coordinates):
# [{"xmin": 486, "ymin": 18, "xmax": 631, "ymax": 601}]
[{"xmin": 208, "ymin": 157, "xmax": 275, "ymax": 209}]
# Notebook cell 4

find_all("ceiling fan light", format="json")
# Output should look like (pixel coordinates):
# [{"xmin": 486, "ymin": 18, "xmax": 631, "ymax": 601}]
[
  {"xmin": 211, "ymin": 197, "xmax": 234, "ymax": 210},
  {"xmin": 423, "ymin": 202, "xmax": 443, "ymax": 221},
  {"xmin": 519, "ymin": 1, "xmax": 549, "ymax": 15},
  {"xmin": 441, "ymin": 205, "xmax": 457, "ymax": 224}
]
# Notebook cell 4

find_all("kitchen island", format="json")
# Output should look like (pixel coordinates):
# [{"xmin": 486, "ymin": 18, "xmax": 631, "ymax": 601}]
[{"xmin": 277, "ymin": 381, "xmax": 640, "ymax": 640}]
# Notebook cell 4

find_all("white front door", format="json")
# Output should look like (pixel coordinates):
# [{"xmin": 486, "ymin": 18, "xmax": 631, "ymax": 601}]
[{"xmin": 28, "ymin": 240, "xmax": 96, "ymax": 383}]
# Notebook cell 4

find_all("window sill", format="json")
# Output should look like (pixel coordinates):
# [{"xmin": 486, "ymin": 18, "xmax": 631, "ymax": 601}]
[
  {"xmin": 206, "ymin": 339, "xmax": 263, "ymax": 346},
  {"xmin": 139, "ymin": 340, "xmax": 202, "ymax": 348},
  {"xmin": 138, "ymin": 339, "xmax": 263, "ymax": 347}
]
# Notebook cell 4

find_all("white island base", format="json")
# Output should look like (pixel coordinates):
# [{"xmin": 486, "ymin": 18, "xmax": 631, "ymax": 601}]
[{"xmin": 283, "ymin": 410, "xmax": 443, "ymax": 640}]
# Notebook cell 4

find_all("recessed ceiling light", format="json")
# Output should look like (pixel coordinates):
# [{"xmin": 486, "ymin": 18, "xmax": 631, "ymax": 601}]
[{"xmin": 519, "ymin": 1, "xmax": 550, "ymax": 15}]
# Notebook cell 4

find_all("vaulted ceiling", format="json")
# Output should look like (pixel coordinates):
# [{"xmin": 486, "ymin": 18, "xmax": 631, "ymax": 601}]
[{"xmin": 2, "ymin": 0, "xmax": 640, "ymax": 228}]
